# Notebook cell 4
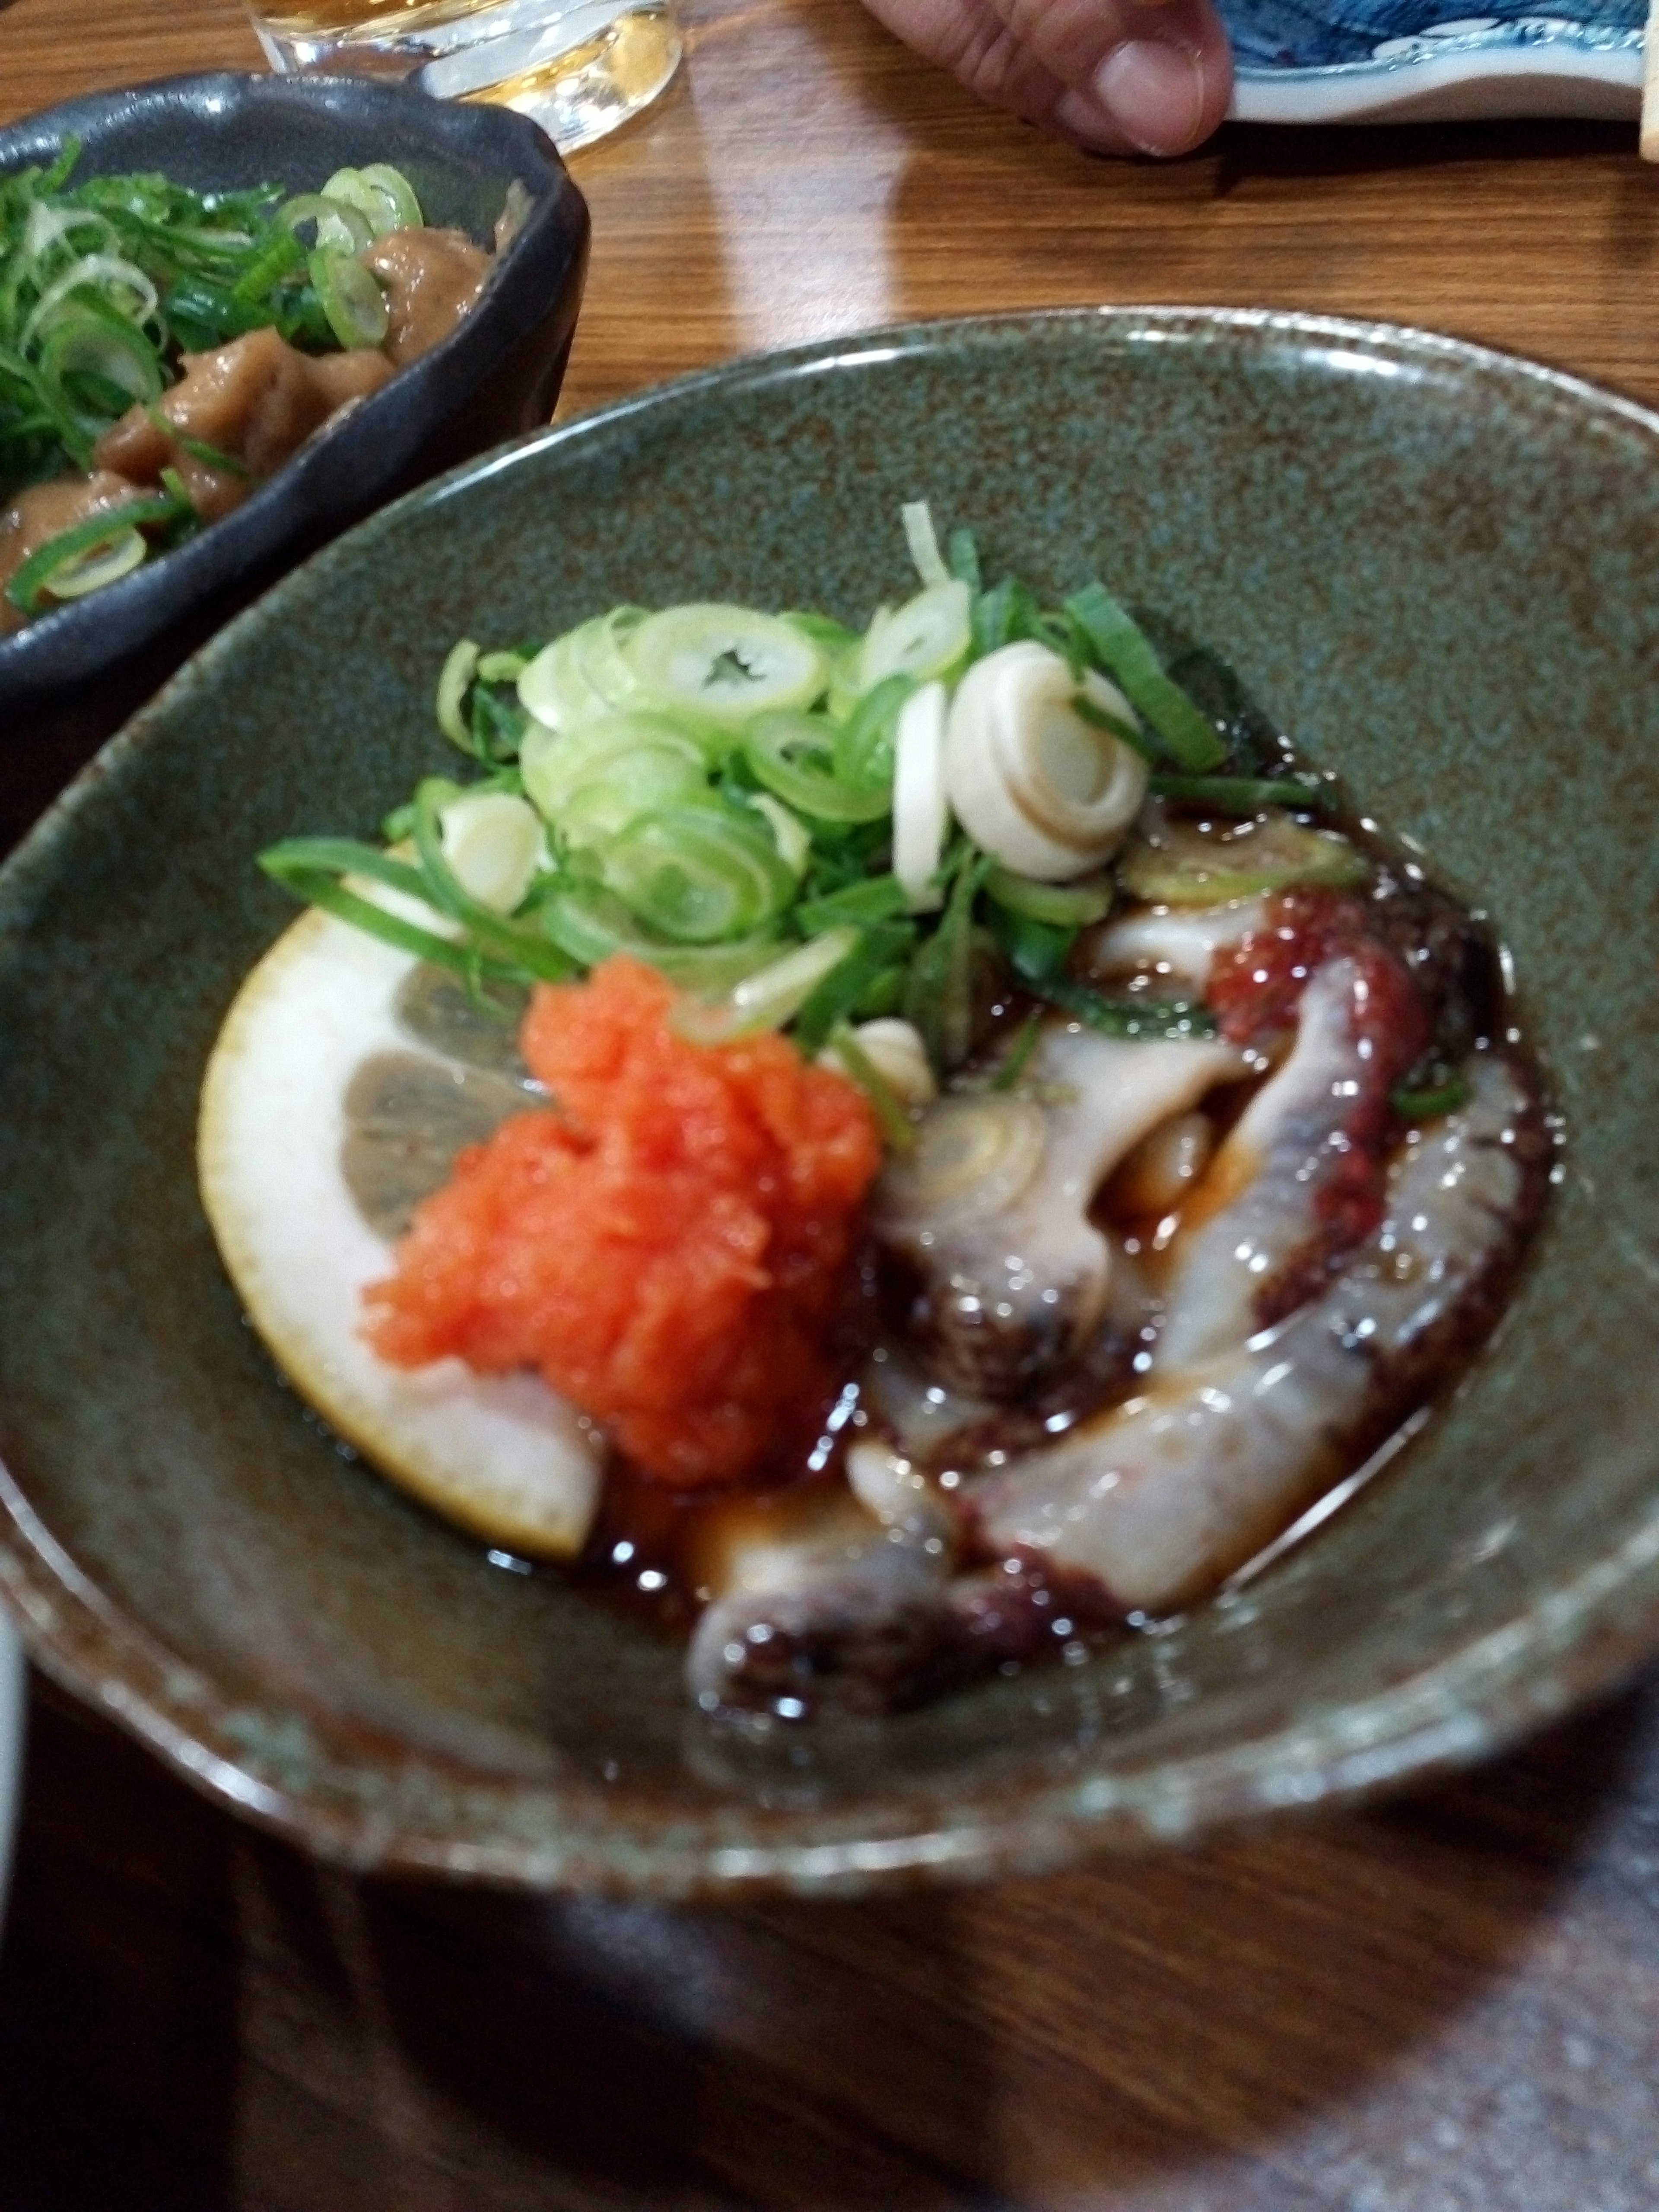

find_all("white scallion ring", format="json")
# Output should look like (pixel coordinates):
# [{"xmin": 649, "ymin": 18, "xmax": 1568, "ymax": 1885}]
[
  {"xmin": 891, "ymin": 680, "xmax": 950, "ymax": 911},
  {"xmin": 439, "ymin": 791, "xmax": 544, "ymax": 915},
  {"xmin": 944, "ymin": 641, "xmax": 1149, "ymax": 881}
]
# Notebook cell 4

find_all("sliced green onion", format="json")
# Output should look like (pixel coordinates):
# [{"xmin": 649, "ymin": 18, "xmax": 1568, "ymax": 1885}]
[
  {"xmin": 537, "ymin": 882, "xmax": 778, "ymax": 991},
  {"xmin": 782, "ymin": 609, "xmax": 861, "ymax": 658},
  {"xmin": 990, "ymin": 908, "xmax": 1075, "ymax": 986},
  {"xmin": 41, "ymin": 305, "xmax": 163, "ymax": 406},
  {"xmin": 1390, "ymin": 1071, "xmax": 1471, "ymax": 1122},
  {"xmin": 477, "ymin": 648, "xmax": 531, "ymax": 683},
  {"xmin": 307, "ymin": 247, "xmax": 388, "ymax": 349},
  {"xmin": 985, "ymin": 868, "xmax": 1113, "ymax": 928},
  {"xmin": 142, "ymin": 403, "xmax": 249, "ymax": 477},
  {"xmin": 906, "ymin": 849, "xmax": 991, "ymax": 1074},
  {"xmin": 384, "ymin": 785, "xmax": 454, "ymax": 842},
  {"xmin": 23, "ymin": 197, "xmax": 116, "ymax": 260},
  {"xmin": 321, "ymin": 164, "xmax": 422, "ymax": 238},
  {"xmin": 1071, "ymin": 689, "xmax": 1154, "ymax": 760},
  {"xmin": 520, "ymin": 714, "xmax": 707, "ymax": 830},
  {"xmin": 436, "ymin": 640, "xmax": 482, "ymax": 750},
  {"xmin": 35, "ymin": 137, "xmax": 81, "ymax": 191},
  {"xmin": 675, "ymin": 927, "xmax": 861, "ymax": 1042},
  {"xmin": 281, "ymin": 192, "xmax": 374, "ymax": 256},
  {"xmin": 623, "ymin": 603, "xmax": 828, "ymax": 738},
  {"xmin": 989, "ymin": 1011, "xmax": 1044, "ymax": 1092},
  {"xmin": 519, "ymin": 610, "xmax": 648, "ymax": 733},
  {"xmin": 359, "ymin": 163, "xmax": 424, "ymax": 229},
  {"xmin": 1034, "ymin": 975, "xmax": 1217, "ymax": 1040},
  {"xmin": 1119, "ymin": 817, "xmax": 1366, "ymax": 905},
  {"xmin": 261, "ymin": 865, "xmax": 518, "ymax": 984},
  {"xmin": 22, "ymin": 251, "xmax": 159, "ymax": 350},
  {"xmin": 1064, "ymin": 583, "xmax": 1226, "ymax": 772},
  {"xmin": 856, "ymin": 964, "xmax": 909, "ymax": 1019},
  {"xmin": 230, "ymin": 226, "xmax": 305, "ymax": 305},
  {"xmin": 162, "ymin": 275, "xmax": 271, "ymax": 350},
  {"xmin": 793, "ymin": 920, "xmax": 918, "ymax": 1053},
  {"xmin": 34, "ymin": 524, "xmax": 147, "ymax": 599},
  {"xmin": 833, "ymin": 671, "xmax": 913, "ymax": 795},
  {"xmin": 824, "ymin": 1021, "xmax": 916, "ymax": 1151},
  {"xmin": 847, "ymin": 579, "xmax": 971, "ymax": 703},
  {"xmin": 1150, "ymin": 774, "xmax": 1334, "ymax": 815},
  {"xmin": 557, "ymin": 751, "xmax": 713, "ymax": 851},
  {"xmin": 572, "ymin": 604, "xmax": 647, "ymax": 716},
  {"xmin": 971, "ymin": 577, "xmax": 1020, "ymax": 659},
  {"xmin": 440, "ymin": 790, "xmax": 543, "ymax": 914},
  {"xmin": 745, "ymin": 712, "xmax": 892, "ymax": 823},
  {"xmin": 410, "ymin": 780, "xmax": 575, "ymax": 981},
  {"xmin": 747, "ymin": 793, "xmax": 812, "ymax": 875},
  {"xmin": 902, "ymin": 499, "xmax": 950, "ymax": 589},
  {"xmin": 4, "ymin": 491, "xmax": 182, "ymax": 615},
  {"xmin": 946, "ymin": 526, "xmax": 981, "ymax": 591},
  {"xmin": 794, "ymin": 874, "xmax": 910, "ymax": 934},
  {"xmin": 599, "ymin": 802, "xmax": 796, "ymax": 944},
  {"xmin": 260, "ymin": 836, "xmax": 435, "ymax": 906},
  {"xmin": 258, "ymin": 838, "xmax": 550, "ymax": 988},
  {"xmin": 891, "ymin": 678, "xmax": 949, "ymax": 911}
]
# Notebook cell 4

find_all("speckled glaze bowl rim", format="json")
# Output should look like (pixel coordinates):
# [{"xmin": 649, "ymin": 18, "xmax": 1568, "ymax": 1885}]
[
  {"xmin": 3, "ymin": 305, "xmax": 1658, "ymax": 1897},
  {"xmin": 0, "ymin": 69, "xmax": 586, "ymax": 709}
]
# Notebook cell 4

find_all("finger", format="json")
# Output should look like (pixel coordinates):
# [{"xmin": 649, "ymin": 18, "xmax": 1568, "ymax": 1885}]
[
  {"xmin": 998, "ymin": 0, "xmax": 1233, "ymax": 155},
  {"xmin": 861, "ymin": 0, "xmax": 1074, "ymax": 126},
  {"xmin": 856, "ymin": 0, "xmax": 1231, "ymax": 157}
]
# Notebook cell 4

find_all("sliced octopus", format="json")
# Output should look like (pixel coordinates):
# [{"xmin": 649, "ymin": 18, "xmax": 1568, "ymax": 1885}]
[{"xmin": 691, "ymin": 888, "xmax": 1547, "ymax": 1720}]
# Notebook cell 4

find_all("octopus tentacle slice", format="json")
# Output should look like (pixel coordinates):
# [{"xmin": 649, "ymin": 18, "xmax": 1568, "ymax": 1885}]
[
  {"xmin": 968, "ymin": 1052, "xmax": 1534, "ymax": 1615},
  {"xmin": 1157, "ymin": 955, "xmax": 1390, "ymax": 1372},
  {"xmin": 683, "ymin": 1478, "xmax": 957, "ymax": 1718},
  {"xmin": 876, "ymin": 1023, "xmax": 1247, "ymax": 1397},
  {"xmin": 1082, "ymin": 898, "xmax": 1267, "ymax": 994}
]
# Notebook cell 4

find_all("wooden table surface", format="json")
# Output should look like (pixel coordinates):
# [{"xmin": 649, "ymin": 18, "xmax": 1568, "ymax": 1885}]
[{"xmin": 3, "ymin": 2, "xmax": 1659, "ymax": 2204}]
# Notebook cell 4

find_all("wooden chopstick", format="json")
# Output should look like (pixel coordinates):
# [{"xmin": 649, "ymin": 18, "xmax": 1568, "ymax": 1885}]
[{"xmin": 1643, "ymin": 0, "xmax": 1659, "ymax": 159}]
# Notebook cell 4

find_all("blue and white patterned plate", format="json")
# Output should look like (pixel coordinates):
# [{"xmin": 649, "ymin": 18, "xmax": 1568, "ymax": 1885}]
[{"xmin": 1225, "ymin": 0, "xmax": 1643, "ymax": 122}]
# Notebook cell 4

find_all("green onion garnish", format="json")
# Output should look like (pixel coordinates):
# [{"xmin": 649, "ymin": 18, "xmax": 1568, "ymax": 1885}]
[
  {"xmin": 989, "ymin": 1011, "xmax": 1043, "ymax": 1092},
  {"xmin": 1149, "ymin": 774, "xmax": 1333, "ymax": 815},
  {"xmin": 1034, "ymin": 976, "xmax": 1218, "ymax": 1040},
  {"xmin": 906, "ymin": 849, "xmax": 992, "ymax": 1074},
  {"xmin": 1390, "ymin": 1071, "xmax": 1471, "ymax": 1122},
  {"xmin": 824, "ymin": 1021, "xmax": 917, "ymax": 1151},
  {"xmin": 985, "ymin": 868, "xmax": 1113, "ymax": 929},
  {"xmin": 745, "ymin": 711, "xmax": 893, "ymax": 823},
  {"xmin": 1071, "ymin": 689, "xmax": 1156, "ymax": 760},
  {"xmin": 436, "ymin": 640, "xmax": 483, "ymax": 750},
  {"xmin": 794, "ymin": 874, "xmax": 910, "ymax": 934},
  {"xmin": 599, "ymin": 802, "xmax": 795, "ymax": 944},
  {"xmin": 1063, "ymin": 583, "xmax": 1227, "ymax": 772},
  {"xmin": 143, "ymin": 403, "xmax": 250, "ymax": 477},
  {"xmin": 794, "ymin": 920, "xmax": 917, "ymax": 1052},
  {"xmin": 4, "ymin": 491, "xmax": 184, "ymax": 614},
  {"xmin": 307, "ymin": 247, "xmax": 388, "ymax": 350}
]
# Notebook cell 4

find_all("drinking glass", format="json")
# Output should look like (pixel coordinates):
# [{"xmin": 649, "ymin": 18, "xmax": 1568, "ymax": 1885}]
[{"xmin": 248, "ymin": 0, "xmax": 683, "ymax": 154}]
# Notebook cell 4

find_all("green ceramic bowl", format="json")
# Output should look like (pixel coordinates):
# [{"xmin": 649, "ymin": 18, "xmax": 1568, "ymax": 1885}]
[{"xmin": 0, "ymin": 309, "xmax": 1656, "ymax": 1895}]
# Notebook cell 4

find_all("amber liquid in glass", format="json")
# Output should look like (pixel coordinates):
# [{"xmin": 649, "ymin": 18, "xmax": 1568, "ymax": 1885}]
[{"xmin": 249, "ymin": 0, "xmax": 681, "ymax": 152}]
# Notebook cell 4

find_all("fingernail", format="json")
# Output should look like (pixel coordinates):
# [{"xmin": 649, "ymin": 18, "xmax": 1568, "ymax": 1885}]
[{"xmin": 1091, "ymin": 37, "xmax": 1206, "ymax": 155}]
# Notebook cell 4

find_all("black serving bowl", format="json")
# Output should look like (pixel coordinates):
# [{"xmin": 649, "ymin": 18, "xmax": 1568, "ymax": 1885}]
[{"xmin": 0, "ymin": 71, "xmax": 589, "ymax": 847}]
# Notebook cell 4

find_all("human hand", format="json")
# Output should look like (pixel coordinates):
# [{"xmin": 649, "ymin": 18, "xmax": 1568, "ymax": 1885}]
[{"xmin": 856, "ymin": 0, "xmax": 1233, "ymax": 156}]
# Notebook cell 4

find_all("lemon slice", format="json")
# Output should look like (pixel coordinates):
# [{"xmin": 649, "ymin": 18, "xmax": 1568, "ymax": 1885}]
[{"xmin": 198, "ymin": 906, "xmax": 602, "ymax": 1560}]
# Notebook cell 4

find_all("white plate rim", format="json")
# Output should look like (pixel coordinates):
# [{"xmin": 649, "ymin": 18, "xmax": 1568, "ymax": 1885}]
[{"xmin": 1230, "ymin": 26, "xmax": 1641, "ymax": 121}]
